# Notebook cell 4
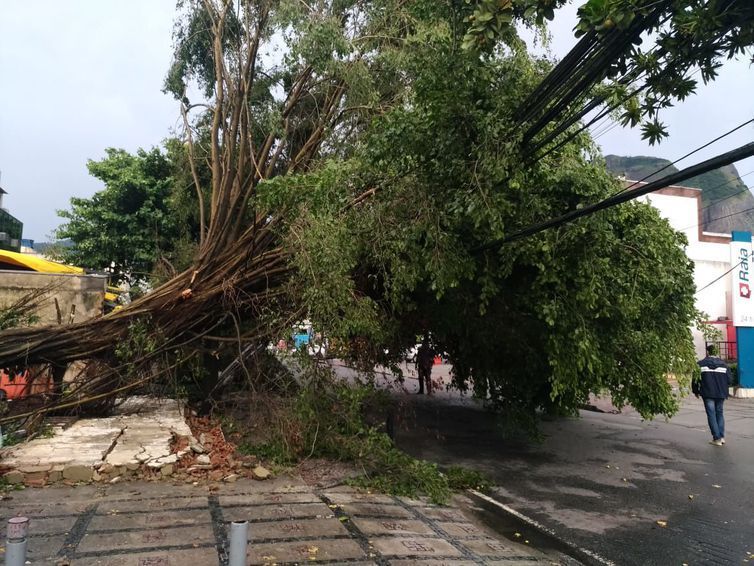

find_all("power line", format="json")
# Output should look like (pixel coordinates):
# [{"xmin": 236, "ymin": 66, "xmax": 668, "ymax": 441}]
[
  {"xmin": 475, "ymin": 141, "xmax": 754, "ymax": 251},
  {"xmin": 592, "ymin": 121, "xmax": 620, "ymax": 141},
  {"xmin": 698, "ymin": 170, "xmax": 754, "ymax": 212},
  {"xmin": 679, "ymin": 204, "xmax": 754, "ymax": 234},
  {"xmin": 517, "ymin": 8, "xmax": 671, "ymax": 149},
  {"xmin": 696, "ymin": 262, "xmax": 740, "ymax": 294},
  {"xmin": 616, "ymin": 117, "xmax": 754, "ymax": 196},
  {"xmin": 630, "ymin": 170, "xmax": 754, "ymax": 231},
  {"xmin": 529, "ymin": 42, "xmax": 717, "ymax": 164}
]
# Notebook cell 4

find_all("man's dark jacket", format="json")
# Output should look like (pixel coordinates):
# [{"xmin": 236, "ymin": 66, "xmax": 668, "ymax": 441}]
[{"xmin": 693, "ymin": 356, "xmax": 730, "ymax": 399}]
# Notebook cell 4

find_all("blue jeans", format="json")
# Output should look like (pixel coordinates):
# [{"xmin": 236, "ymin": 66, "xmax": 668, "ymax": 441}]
[{"xmin": 703, "ymin": 397, "xmax": 725, "ymax": 440}]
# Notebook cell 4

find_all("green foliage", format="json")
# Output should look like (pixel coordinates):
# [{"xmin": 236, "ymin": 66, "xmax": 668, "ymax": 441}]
[
  {"xmin": 114, "ymin": 316, "xmax": 160, "ymax": 364},
  {"xmin": 577, "ymin": 0, "xmax": 754, "ymax": 143},
  {"xmin": 443, "ymin": 465, "xmax": 490, "ymax": 492},
  {"xmin": 0, "ymin": 425, "xmax": 24, "ymax": 448},
  {"xmin": 0, "ymin": 305, "xmax": 39, "ymax": 331},
  {"xmin": 113, "ymin": 316, "xmax": 168, "ymax": 390},
  {"xmin": 0, "ymin": 476, "xmax": 24, "ymax": 492},
  {"xmin": 728, "ymin": 363, "xmax": 739, "ymax": 387},
  {"xmin": 695, "ymin": 311, "xmax": 723, "ymax": 343},
  {"xmin": 462, "ymin": 0, "xmax": 754, "ymax": 143},
  {"xmin": 239, "ymin": 371, "xmax": 487, "ymax": 503},
  {"xmin": 164, "ymin": 1, "xmax": 243, "ymax": 100},
  {"xmin": 96, "ymin": 0, "xmax": 724, "ymax": 429},
  {"xmin": 277, "ymin": 5, "xmax": 698, "ymax": 424},
  {"xmin": 55, "ymin": 145, "xmax": 199, "ymax": 285}
]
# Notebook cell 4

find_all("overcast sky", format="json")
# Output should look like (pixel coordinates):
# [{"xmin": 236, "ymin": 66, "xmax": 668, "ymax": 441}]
[{"xmin": 1, "ymin": 1, "xmax": 752, "ymax": 241}]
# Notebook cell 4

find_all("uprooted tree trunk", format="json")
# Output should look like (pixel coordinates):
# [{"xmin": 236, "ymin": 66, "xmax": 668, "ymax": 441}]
[
  {"xmin": 0, "ymin": 225, "xmax": 291, "ymax": 416},
  {"xmin": 0, "ymin": 1, "xmax": 339, "ymax": 418}
]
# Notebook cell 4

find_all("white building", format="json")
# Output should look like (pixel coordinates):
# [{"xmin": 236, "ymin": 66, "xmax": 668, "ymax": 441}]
[{"xmin": 632, "ymin": 181, "xmax": 734, "ymax": 357}]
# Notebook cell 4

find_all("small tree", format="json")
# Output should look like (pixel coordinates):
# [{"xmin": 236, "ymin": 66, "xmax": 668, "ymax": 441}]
[{"xmin": 55, "ymin": 147, "xmax": 179, "ymax": 285}]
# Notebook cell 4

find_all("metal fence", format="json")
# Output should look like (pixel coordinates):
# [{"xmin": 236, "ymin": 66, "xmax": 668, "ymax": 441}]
[{"xmin": 705, "ymin": 340, "xmax": 737, "ymax": 362}]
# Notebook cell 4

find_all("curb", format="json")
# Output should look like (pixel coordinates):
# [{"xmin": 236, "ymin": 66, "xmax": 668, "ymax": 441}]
[{"xmin": 466, "ymin": 489, "xmax": 615, "ymax": 566}]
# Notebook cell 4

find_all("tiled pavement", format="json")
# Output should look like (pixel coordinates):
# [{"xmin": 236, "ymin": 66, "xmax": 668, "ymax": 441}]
[{"xmin": 0, "ymin": 476, "xmax": 572, "ymax": 565}]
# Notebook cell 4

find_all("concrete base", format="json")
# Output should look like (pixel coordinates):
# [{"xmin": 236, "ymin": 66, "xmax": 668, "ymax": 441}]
[
  {"xmin": 1, "ymin": 397, "xmax": 194, "ymax": 486},
  {"xmin": 730, "ymin": 387, "xmax": 754, "ymax": 398}
]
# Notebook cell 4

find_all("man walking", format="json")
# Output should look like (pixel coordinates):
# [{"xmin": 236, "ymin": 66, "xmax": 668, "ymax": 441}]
[
  {"xmin": 416, "ymin": 339, "xmax": 435, "ymax": 395},
  {"xmin": 693, "ymin": 344, "xmax": 731, "ymax": 446}
]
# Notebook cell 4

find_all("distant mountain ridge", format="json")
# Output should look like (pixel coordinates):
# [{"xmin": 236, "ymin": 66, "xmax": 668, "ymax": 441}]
[{"xmin": 605, "ymin": 155, "xmax": 754, "ymax": 234}]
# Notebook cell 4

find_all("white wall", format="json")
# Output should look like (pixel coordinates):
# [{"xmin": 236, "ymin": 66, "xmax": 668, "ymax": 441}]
[
  {"xmin": 643, "ymin": 190, "xmax": 732, "ymax": 358},
  {"xmin": 645, "ymin": 193, "xmax": 699, "ymax": 243}
]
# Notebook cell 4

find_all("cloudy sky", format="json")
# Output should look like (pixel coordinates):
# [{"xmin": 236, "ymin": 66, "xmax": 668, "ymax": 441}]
[{"xmin": 1, "ymin": 1, "xmax": 752, "ymax": 241}]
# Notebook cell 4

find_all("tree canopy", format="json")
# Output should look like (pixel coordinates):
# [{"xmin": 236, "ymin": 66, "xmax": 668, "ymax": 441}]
[
  {"xmin": 56, "ymin": 147, "xmax": 179, "ymax": 285},
  {"xmin": 5, "ymin": 0, "xmax": 754, "ymax": 426},
  {"xmin": 264, "ymin": 6, "xmax": 698, "ymax": 421}
]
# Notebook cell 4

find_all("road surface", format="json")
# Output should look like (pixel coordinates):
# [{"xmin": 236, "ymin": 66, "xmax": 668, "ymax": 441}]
[{"xmin": 392, "ymin": 385, "xmax": 754, "ymax": 566}]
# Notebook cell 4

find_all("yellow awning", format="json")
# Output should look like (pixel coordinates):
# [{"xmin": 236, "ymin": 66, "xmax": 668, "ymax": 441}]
[{"xmin": 0, "ymin": 249, "xmax": 84, "ymax": 274}]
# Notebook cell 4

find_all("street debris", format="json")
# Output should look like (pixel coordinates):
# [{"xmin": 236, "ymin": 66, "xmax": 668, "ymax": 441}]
[
  {"xmin": 252, "ymin": 465, "xmax": 271, "ymax": 480},
  {"xmin": 0, "ymin": 399, "xmax": 270, "ymax": 487}
]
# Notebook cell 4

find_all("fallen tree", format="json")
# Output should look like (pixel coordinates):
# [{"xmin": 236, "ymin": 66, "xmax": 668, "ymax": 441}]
[{"xmin": 2, "ymin": 0, "xmax": 753, "ymax": 425}]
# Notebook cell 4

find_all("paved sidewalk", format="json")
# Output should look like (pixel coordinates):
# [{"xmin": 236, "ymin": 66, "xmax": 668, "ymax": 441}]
[{"xmin": 0, "ymin": 476, "xmax": 573, "ymax": 565}]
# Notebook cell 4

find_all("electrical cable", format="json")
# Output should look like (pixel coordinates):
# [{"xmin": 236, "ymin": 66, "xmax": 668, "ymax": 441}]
[
  {"xmin": 475, "ymin": 141, "xmax": 754, "ymax": 252},
  {"xmin": 592, "ymin": 121, "xmax": 621, "ymax": 141},
  {"xmin": 698, "ymin": 171, "xmax": 754, "ymax": 212},
  {"xmin": 696, "ymin": 262, "xmax": 741, "ymax": 294},
  {"xmin": 679, "ymin": 204, "xmax": 754, "ymax": 234},
  {"xmin": 626, "ymin": 170, "xmax": 754, "ymax": 223},
  {"xmin": 616, "ymin": 117, "xmax": 754, "ymax": 196},
  {"xmin": 516, "ymin": 7, "xmax": 671, "ymax": 144}
]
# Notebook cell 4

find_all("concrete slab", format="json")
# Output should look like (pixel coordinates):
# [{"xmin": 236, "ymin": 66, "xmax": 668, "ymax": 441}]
[
  {"xmin": 350, "ymin": 517, "xmax": 436, "ymax": 537},
  {"xmin": 370, "ymin": 536, "xmax": 463, "ymax": 557},
  {"xmin": 77, "ymin": 525, "xmax": 215, "ymax": 553},
  {"xmin": 96, "ymin": 497, "xmax": 208, "ymax": 514},
  {"xmin": 1, "ymin": 502, "xmax": 90, "ymax": 518},
  {"xmin": 72, "ymin": 547, "xmax": 220, "ymax": 565},
  {"xmin": 335, "ymin": 502, "xmax": 414, "ymax": 518},
  {"xmin": 248, "ymin": 517, "xmax": 349, "ymax": 540},
  {"xmin": 485, "ymin": 561, "xmax": 557, "ymax": 565},
  {"xmin": 248, "ymin": 538, "xmax": 366, "ymax": 563},
  {"xmin": 0, "ymin": 515, "xmax": 77, "ymax": 537},
  {"xmin": 88, "ymin": 508, "xmax": 212, "ymax": 531},
  {"xmin": 459, "ymin": 538, "xmax": 525, "ymax": 556},
  {"xmin": 209, "ymin": 476, "xmax": 309, "ymax": 494},
  {"xmin": 325, "ymin": 491, "xmax": 397, "ymax": 505},
  {"xmin": 222, "ymin": 502, "xmax": 333, "ymax": 522},
  {"xmin": 0, "ymin": 478, "xmax": 560, "ymax": 565},
  {"xmin": 217, "ymin": 491, "xmax": 321, "ymax": 506},
  {"xmin": 436, "ymin": 521, "xmax": 489, "ymax": 538},
  {"xmin": 20, "ymin": 534, "xmax": 67, "ymax": 565},
  {"xmin": 0, "ymin": 397, "xmax": 194, "ymax": 485},
  {"xmin": 414, "ymin": 506, "xmax": 469, "ymax": 522},
  {"xmin": 390, "ymin": 561, "xmax": 477, "ymax": 566}
]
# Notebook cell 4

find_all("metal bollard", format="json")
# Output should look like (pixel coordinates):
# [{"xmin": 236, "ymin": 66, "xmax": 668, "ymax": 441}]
[
  {"xmin": 5, "ymin": 517, "xmax": 29, "ymax": 566},
  {"xmin": 228, "ymin": 520, "xmax": 249, "ymax": 566}
]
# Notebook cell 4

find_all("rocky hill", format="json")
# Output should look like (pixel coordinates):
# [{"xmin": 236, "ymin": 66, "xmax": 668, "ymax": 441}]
[{"xmin": 605, "ymin": 155, "xmax": 754, "ymax": 234}]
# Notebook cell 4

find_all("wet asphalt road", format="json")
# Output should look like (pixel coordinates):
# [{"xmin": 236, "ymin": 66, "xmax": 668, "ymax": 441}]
[{"xmin": 394, "ymin": 393, "xmax": 754, "ymax": 566}]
